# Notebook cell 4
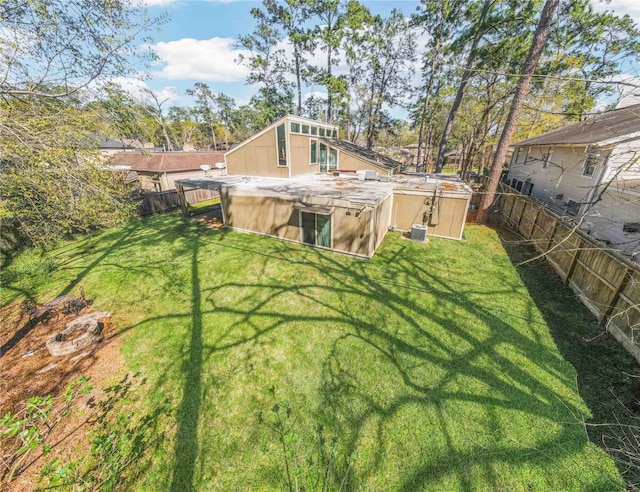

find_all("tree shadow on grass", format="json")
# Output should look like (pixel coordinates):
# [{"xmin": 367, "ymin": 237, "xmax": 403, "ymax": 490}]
[
  {"xmin": 302, "ymin": 236, "xmax": 620, "ymax": 490},
  {"xmin": 10, "ymin": 213, "xmax": 627, "ymax": 490},
  {"xmin": 498, "ymin": 228, "xmax": 640, "ymax": 488},
  {"xmin": 152, "ymin": 227, "xmax": 622, "ymax": 490}
]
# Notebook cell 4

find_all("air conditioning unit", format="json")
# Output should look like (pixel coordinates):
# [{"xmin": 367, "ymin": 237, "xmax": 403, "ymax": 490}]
[
  {"xmin": 410, "ymin": 224, "xmax": 428, "ymax": 242},
  {"xmin": 364, "ymin": 170, "xmax": 377, "ymax": 180}
]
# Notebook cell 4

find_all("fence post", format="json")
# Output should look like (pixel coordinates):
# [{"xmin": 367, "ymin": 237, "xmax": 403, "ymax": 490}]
[
  {"xmin": 546, "ymin": 215, "xmax": 558, "ymax": 252},
  {"xmin": 600, "ymin": 268, "xmax": 631, "ymax": 326},
  {"xmin": 564, "ymin": 242, "xmax": 582, "ymax": 286},
  {"xmin": 516, "ymin": 197, "xmax": 526, "ymax": 230}
]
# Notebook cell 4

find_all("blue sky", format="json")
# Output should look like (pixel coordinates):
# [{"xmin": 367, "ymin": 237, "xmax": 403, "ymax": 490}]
[{"xmin": 125, "ymin": 0, "xmax": 640, "ymax": 116}]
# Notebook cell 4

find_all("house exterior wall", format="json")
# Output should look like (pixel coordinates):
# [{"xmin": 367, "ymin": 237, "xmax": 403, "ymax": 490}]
[
  {"xmin": 290, "ymin": 134, "xmax": 318, "ymax": 175},
  {"xmin": 601, "ymin": 136, "xmax": 640, "ymax": 182},
  {"xmin": 220, "ymin": 192, "xmax": 301, "ymax": 242},
  {"xmin": 137, "ymin": 170, "xmax": 210, "ymax": 191},
  {"xmin": 506, "ymin": 144, "xmax": 612, "ymax": 215},
  {"xmin": 391, "ymin": 192, "xmax": 468, "ymax": 240},
  {"xmin": 373, "ymin": 194, "xmax": 393, "ymax": 251},
  {"xmin": 584, "ymin": 183, "xmax": 640, "ymax": 258},
  {"xmin": 220, "ymin": 189, "xmax": 378, "ymax": 257},
  {"xmin": 225, "ymin": 128, "xmax": 289, "ymax": 178},
  {"xmin": 332, "ymin": 207, "xmax": 372, "ymax": 257}
]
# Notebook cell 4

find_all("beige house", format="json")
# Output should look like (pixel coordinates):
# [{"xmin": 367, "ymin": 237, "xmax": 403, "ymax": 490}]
[
  {"xmin": 175, "ymin": 116, "xmax": 472, "ymax": 258},
  {"xmin": 225, "ymin": 115, "xmax": 401, "ymax": 178},
  {"xmin": 506, "ymin": 99, "xmax": 640, "ymax": 260},
  {"xmin": 176, "ymin": 173, "xmax": 471, "ymax": 258}
]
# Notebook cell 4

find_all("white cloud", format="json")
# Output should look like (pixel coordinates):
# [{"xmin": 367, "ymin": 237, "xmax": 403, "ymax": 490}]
[
  {"xmin": 139, "ymin": 0, "xmax": 176, "ymax": 6},
  {"xmin": 151, "ymin": 37, "xmax": 250, "ymax": 82},
  {"xmin": 592, "ymin": 0, "xmax": 640, "ymax": 23},
  {"xmin": 106, "ymin": 77, "xmax": 181, "ymax": 104}
]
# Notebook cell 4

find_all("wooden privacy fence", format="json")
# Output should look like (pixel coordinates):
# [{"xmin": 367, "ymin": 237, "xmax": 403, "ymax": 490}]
[
  {"xmin": 499, "ymin": 189, "xmax": 640, "ymax": 363},
  {"xmin": 137, "ymin": 189, "xmax": 219, "ymax": 216}
]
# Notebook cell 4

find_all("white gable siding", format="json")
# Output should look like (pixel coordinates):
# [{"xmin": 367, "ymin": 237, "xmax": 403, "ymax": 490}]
[
  {"xmin": 583, "ymin": 183, "xmax": 640, "ymax": 260},
  {"xmin": 506, "ymin": 145, "xmax": 610, "ymax": 215},
  {"xmin": 600, "ymin": 136, "xmax": 640, "ymax": 183}
]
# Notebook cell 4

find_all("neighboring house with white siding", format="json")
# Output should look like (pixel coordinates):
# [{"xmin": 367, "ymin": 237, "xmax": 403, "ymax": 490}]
[{"xmin": 505, "ymin": 97, "xmax": 640, "ymax": 261}]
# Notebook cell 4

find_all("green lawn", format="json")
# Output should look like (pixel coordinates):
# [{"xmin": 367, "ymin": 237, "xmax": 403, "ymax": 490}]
[{"xmin": 1, "ymin": 213, "xmax": 624, "ymax": 490}]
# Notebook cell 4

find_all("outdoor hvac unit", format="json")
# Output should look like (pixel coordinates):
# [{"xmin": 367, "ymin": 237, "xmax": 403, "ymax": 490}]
[
  {"xmin": 410, "ymin": 224, "xmax": 428, "ymax": 242},
  {"xmin": 364, "ymin": 170, "xmax": 377, "ymax": 180}
]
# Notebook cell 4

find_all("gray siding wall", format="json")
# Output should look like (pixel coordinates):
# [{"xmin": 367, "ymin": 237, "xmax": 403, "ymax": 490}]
[{"xmin": 507, "ymin": 144, "xmax": 611, "ymax": 215}]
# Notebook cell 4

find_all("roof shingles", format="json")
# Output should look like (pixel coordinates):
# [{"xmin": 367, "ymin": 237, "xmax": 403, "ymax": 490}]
[
  {"xmin": 321, "ymin": 138, "xmax": 402, "ymax": 171},
  {"xmin": 111, "ymin": 151, "xmax": 225, "ymax": 172},
  {"xmin": 514, "ymin": 103, "xmax": 640, "ymax": 147}
]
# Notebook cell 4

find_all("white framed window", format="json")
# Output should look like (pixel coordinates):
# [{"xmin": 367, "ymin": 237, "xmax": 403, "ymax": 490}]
[
  {"xmin": 276, "ymin": 123, "xmax": 287, "ymax": 167},
  {"xmin": 310, "ymin": 139, "xmax": 318, "ymax": 165},
  {"xmin": 301, "ymin": 212, "xmax": 332, "ymax": 248},
  {"xmin": 329, "ymin": 147, "xmax": 338, "ymax": 170},
  {"xmin": 290, "ymin": 122, "xmax": 300, "ymax": 133},
  {"xmin": 583, "ymin": 154, "xmax": 598, "ymax": 177}
]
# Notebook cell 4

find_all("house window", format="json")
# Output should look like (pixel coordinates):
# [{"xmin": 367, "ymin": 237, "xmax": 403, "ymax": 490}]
[
  {"xmin": 511, "ymin": 178, "xmax": 523, "ymax": 192},
  {"xmin": 331, "ymin": 129, "xmax": 338, "ymax": 138},
  {"xmin": 302, "ymin": 212, "xmax": 332, "ymax": 248},
  {"xmin": 310, "ymin": 126, "xmax": 318, "ymax": 136},
  {"xmin": 302, "ymin": 124, "xmax": 310, "ymax": 134},
  {"xmin": 276, "ymin": 123, "xmax": 287, "ymax": 167},
  {"xmin": 310, "ymin": 139, "xmax": 318, "ymax": 165},
  {"xmin": 543, "ymin": 146, "xmax": 554, "ymax": 169},
  {"xmin": 623, "ymin": 222, "xmax": 640, "ymax": 233},
  {"xmin": 319, "ymin": 128, "xmax": 326, "ymax": 137},
  {"xmin": 329, "ymin": 148, "xmax": 338, "ymax": 170},
  {"xmin": 583, "ymin": 154, "xmax": 598, "ymax": 177},
  {"xmin": 566, "ymin": 200, "xmax": 580, "ymax": 216},
  {"xmin": 522, "ymin": 180, "xmax": 534, "ymax": 196},
  {"xmin": 291, "ymin": 122, "xmax": 300, "ymax": 133},
  {"xmin": 319, "ymin": 143, "xmax": 328, "ymax": 172}
]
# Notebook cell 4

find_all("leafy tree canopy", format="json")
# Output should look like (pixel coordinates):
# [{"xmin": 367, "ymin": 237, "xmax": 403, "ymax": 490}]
[{"xmin": 0, "ymin": 0, "xmax": 166, "ymax": 246}]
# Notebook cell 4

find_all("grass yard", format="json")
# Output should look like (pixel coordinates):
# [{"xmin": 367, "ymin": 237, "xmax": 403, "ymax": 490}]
[{"xmin": 1, "ymin": 212, "xmax": 625, "ymax": 490}]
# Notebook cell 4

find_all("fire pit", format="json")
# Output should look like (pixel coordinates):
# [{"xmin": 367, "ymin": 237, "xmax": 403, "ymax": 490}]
[{"xmin": 45, "ymin": 311, "xmax": 111, "ymax": 357}]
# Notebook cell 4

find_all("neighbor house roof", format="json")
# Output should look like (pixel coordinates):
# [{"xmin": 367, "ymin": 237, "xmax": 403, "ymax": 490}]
[
  {"xmin": 111, "ymin": 151, "xmax": 225, "ymax": 173},
  {"xmin": 321, "ymin": 138, "xmax": 402, "ymax": 172},
  {"xmin": 100, "ymin": 138, "xmax": 133, "ymax": 149},
  {"xmin": 514, "ymin": 103, "xmax": 640, "ymax": 147}
]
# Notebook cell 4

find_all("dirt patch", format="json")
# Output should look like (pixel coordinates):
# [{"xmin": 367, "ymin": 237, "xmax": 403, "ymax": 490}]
[
  {"xmin": 191, "ymin": 207, "xmax": 225, "ymax": 229},
  {"xmin": 0, "ymin": 299, "xmax": 126, "ymax": 491}
]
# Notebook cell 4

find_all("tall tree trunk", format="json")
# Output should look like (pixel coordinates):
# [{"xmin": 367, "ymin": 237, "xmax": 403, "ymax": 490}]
[
  {"xmin": 295, "ymin": 47, "xmax": 302, "ymax": 116},
  {"xmin": 477, "ymin": 0, "xmax": 560, "ymax": 224},
  {"xmin": 424, "ymin": 127, "xmax": 434, "ymax": 172},
  {"xmin": 326, "ymin": 49, "xmax": 332, "ymax": 122},
  {"xmin": 416, "ymin": 112, "xmax": 426, "ymax": 172},
  {"xmin": 418, "ymin": 41, "xmax": 442, "ymax": 172},
  {"xmin": 434, "ymin": 0, "xmax": 491, "ymax": 173},
  {"xmin": 210, "ymin": 122, "xmax": 217, "ymax": 151}
]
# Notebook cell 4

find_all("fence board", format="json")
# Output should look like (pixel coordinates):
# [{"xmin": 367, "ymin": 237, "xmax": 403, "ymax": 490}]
[
  {"xmin": 136, "ymin": 189, "xmax": 219, "ymax": 216},
  {"xmin": 498, "ymin": 188, "xmax": 640, "ymax": 363},
  {"xmin": 518, "ymin": 201, "xmax": 538, "ymax": 238}
]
